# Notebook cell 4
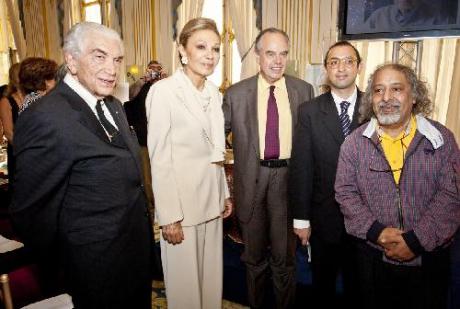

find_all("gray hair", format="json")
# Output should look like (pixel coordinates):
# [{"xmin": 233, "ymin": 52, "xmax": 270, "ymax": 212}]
[
  {"xmin": 63, "ymin": 22, "xmax": 123, "ymax": 58},
  {"xmin": 254, "ymin": 28, "xmax": 290, "ymax": 54},
  {"xmin": 359, "ymin": 63, "xmax": 433, "ymax": 123}
]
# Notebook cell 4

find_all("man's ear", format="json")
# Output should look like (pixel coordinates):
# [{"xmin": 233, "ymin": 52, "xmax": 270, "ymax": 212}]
[
  {"xmin": 64, "ymin": 52, "xmax": 78, "ymax": 75},
  {"xmin": 255, "ymin": 51, "xmax": 260, "ymax": 66}
]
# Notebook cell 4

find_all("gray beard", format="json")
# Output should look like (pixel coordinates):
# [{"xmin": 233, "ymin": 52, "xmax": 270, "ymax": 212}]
[{"xmin": 376, "ymin": 112, "xmax": 401, "ymax": 125}]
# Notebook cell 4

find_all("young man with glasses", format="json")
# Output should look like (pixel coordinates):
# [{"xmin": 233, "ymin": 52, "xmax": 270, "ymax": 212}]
[
  {"xmin": 290, "ymin": 40, "xmax": 363, "ymax": 308},
  {"xmin": 335, "ymin": 63, "xmax": 460, "ymax": 309}
]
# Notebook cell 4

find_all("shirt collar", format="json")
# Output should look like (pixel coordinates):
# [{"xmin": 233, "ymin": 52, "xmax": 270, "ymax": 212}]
[
  {"xmin": 64, "ymin": 73, "xmax": 104, "ymax": 111},
  {"xmin": 331, "ymin": 87, "xmax": 357, "ymax": 108},
  {"xmin": 258, "ymin": 75, "xmax": 287, "ymax": 91},
  {"xmin": 363, "ymin": 114, "xmax": 445, "ymax": 149}
]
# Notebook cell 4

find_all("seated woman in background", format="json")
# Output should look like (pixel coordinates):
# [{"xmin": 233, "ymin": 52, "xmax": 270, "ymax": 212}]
[
  {"xmin": 18, "ymin": 57, "xmax": 57, "ymax": 114},
  {"xmin": 0, "ymin": 63, "xmax": 24, "ymax": 189}
]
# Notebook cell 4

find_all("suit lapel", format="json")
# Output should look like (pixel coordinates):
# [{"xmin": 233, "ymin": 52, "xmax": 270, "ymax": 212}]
[
  {"xmin": 246, "ymin": 77, "xmax": 260, "ymax": 158},
  {"xmin": 320, "ymin": 92, "xmax": 346, "ymax": 145},
  {"xmin": 172, "ymin": 72, "xmax": 212, "ymax": 142},
  {"xmin": 105, "ymin": 98, "xmax": 143, "ymax": 175},
  {"xmin": 285, "ymin": 77, "xmax": 300, "ymax": 128},
  {"xmin": 60, "ymin": 83, "xmax": 111, "ymax": 144},
  {"xmin": 350, "ymin": 90, "xmax": 363, "ymax": 131}
]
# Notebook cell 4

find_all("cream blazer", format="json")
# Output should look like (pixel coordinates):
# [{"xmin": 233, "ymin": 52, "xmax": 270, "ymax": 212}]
[{"xmin": 146, "ymin": 70, "xmax": 229, "ymax": 227}]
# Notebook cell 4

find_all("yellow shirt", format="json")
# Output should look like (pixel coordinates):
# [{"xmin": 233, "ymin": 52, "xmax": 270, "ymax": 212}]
[
  {"xmin": 257, "ymin": 76, "xmax": 292, "ymax": 159},
  {"xmin": 379, "ymin": 115, "xmax": 417, "ymax": 184}
]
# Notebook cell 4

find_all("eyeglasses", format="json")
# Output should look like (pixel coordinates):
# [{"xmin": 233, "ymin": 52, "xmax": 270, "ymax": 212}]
[{"xmin": 326, "ymin": 58, "xmax": 358, "ymax": 68}]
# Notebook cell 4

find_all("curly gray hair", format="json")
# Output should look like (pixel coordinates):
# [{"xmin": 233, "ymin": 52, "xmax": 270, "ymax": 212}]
[{"xmin": 359, "ymin": 63, "xmax": 433, "ymax": 123}]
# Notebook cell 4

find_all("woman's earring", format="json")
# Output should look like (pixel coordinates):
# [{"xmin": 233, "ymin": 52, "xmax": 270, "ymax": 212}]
[{"xmin": 181, "ymin": 56, "xmax": 188, "ymax": 65}]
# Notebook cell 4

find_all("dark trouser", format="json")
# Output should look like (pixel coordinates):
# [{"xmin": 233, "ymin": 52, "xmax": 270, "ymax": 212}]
[
  {"xmin": 450, "ymin": 229, "xmax": 460, "ymax": 309},
  {"xmin": 355, "ymin": 241, "xmax": 450, "ymax": 309},
  {"xmin": 240, "ymin": 166, "xmax": 296, "ymax": 309},
  {"xmin": 310, "ymin": 234, "xmax": 356, "ymax": 309}
]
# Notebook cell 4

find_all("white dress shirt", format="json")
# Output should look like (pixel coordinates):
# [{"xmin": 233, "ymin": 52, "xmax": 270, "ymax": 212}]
[{"xmin": 64, "ymin": 74, "xmax": 118, "ymax": 133}]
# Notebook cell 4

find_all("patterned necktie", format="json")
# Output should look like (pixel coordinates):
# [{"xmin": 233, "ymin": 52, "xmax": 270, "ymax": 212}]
[
  {"xmin": 339, "ymin": 101, "xmax": 351, "ymax": 137},
  {"xmin": 264, "ymin": 85, "xmax": 280, "ymax": 160},
  {"xmin": 96, "ymin": 100, "xmax": 118, "ymax": 140}
]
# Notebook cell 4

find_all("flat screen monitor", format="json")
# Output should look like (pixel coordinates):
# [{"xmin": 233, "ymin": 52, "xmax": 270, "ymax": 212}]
[{"xmin": 339, "ymin": 0, "xmax": 460, "ymax": 40}]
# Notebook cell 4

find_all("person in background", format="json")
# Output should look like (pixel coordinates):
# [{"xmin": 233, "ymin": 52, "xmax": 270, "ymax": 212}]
[
  {"xmin": 146, "ymin": 17, "xmax": 232, "ymax": 309},
  {"xmin": 125, "ymin": 60, "xmax": 166, "ymax": 212},
  {"xmin": 129, "ymin": 60, "xmax": 168, "ymax": 100},
  {"xmin": 125, "ymin": 60, "xmax": 166, "ymax": 149},
  {"xmin": 290, "ymin": 41, "xmax": 363, "ymax": 308},
  {"xmin": 335, "ymin": 63, "xmax": 460, "ymax": 309},
  {"xmin": 223, "ymin": 28, "xmax": 314, "ymax": 308},
  {"xmin": 10, "ymin": 22, "xmax": 153, "ymax": 308},
  {"xmin": 0, "ymin": 63, "xmax": 24, "ymax": 190},
  {"xmin": 18, "ymin": 57, "xmax": 57, "ymax": 114},
  {"xmin": 124, "ymin": 60, "xmax": 166, "ymax": 279}
]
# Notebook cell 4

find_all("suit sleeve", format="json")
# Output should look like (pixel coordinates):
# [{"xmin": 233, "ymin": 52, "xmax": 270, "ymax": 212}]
[
  {"xmin": 222, "ymin": 92, "xmax": 231, "ymax": 139},
  {"xmin": 10, "ymin": 108, "xmax": 72, "ymax": 252},
  {"xmin": 407, "ymin": 131, "xmax": 460, "ymax": 252},
  {"xmin": 289, "ymin": 103, "xmax": 314, "ymax": 221},
  {"xmin": 145, "ymin": 83, "xmax": 184, "ymax": 226}
]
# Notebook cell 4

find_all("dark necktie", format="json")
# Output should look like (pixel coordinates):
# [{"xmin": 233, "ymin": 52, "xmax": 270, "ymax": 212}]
[
  {"xmin": 96, "ymin": 100, "xmax": 118, "ymax": 140},
  {"xmin": 264, "ymin": 85, "xmax": 280, "ymax": 160},
  {"xmin": 339, "ymin": 101, "xmax": 351, "ymax": 137}
]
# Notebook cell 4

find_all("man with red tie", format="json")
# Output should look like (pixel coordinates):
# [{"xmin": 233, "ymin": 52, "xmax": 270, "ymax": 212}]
[{"xmin": 223, "ymin": 28, "xmax": 314, "ymax": 308}]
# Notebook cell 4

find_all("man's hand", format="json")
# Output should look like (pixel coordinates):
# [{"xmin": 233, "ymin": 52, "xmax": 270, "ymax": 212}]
[
  {"xmin": 384, "ymin": 235, "xmax": 416, "ymax": 261},
  {"xmin": 222, "ymin": 198, "xmax": 233, "ymax": 219},
  {"xmin": 294, "ymin": 227, "xmax": 311, "ymax": 246},
  {"xmin": 377, "ymin": 227, "xmax": 402, "ymax": 250},
  {"xmin": 161, "ymin": 221, "xmax": 184, "ymax": 245}
]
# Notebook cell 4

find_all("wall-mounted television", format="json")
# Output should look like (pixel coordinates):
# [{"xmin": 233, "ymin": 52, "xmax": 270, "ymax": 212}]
[{"xmin": 339, "ymin": 0, "xmax": 460, "ymax": 40}]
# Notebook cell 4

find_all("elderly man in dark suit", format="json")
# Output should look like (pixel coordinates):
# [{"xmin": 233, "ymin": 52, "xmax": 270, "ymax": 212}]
[
  {"xmin": 10, "ymin": 22, "xmax": 153, "ymax": 308},
  {"xmin": 223, "ymin": 28, "xmax": 314, "ymax": 308},
  {"xmin": 289, "ymin": 41, "xmax": 363, "ymax": 308}
]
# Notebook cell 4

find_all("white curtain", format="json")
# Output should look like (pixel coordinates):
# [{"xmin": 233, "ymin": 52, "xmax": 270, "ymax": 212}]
[
  {"xmin": 109, "ymin": 0, "xmax": 121, "ymax": 35},
  {"xmin": 154, "ymin": 0, "xmax": 173, "ymax": 74},
  {"xmin": 354, "ymin": 41, "xmax": 393, "ymax": 91},
  {"xmin": 22, "ymin": 0, "xmax": 46, "ymax": 57},
  {"xmin": 420, "ymin": 39, "xmax": 458, "ymax": 125},
  {"xmin": 62, "ymin": 0, "xmax": 81, "ymax": 41},
  {"xmin": 5, "ymin": 0, "xmax": 26, "ymax": 60},
  {"xmin": 261, "ymin": 0, "xmax": 311, "ymax": 79},
  {"xmin": 446, "ymin": 40, "xmax": 460, "ymax": 144},
  {"xmin": 121, "ymin": 0, "xmax": 155, "ymax": 73},
  {"xmin": 229, "ymin": 0, "xmax": 258, "ymax": 80},
  {"xmin": 44, "ymin": 0, "xmax": 62, "ymax": 63},
  {"xmin": 262, "ymin": 0, "xmax": 277, "ymax": 29}
]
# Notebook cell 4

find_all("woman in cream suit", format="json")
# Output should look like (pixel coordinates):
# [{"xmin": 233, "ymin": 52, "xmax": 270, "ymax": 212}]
[{"xmin": 145, "ymin": 18, "xmax": 232, "ymax": 309}]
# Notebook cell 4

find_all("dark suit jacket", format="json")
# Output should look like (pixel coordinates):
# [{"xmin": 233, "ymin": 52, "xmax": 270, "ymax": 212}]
[
  {"xmin": 223, "ymin": 75, "xmax": 314, "ymax": 223},
  {"xmin": 289, "ymin": 90, "xmax": 362, "ymax": 243},
  {"xmin": 10, "ymin": 82, "xmax": 152, "ymax": 308},
  {"xmin": 124, "ymin": 82, "xmax": 152, "ymax": 146}
]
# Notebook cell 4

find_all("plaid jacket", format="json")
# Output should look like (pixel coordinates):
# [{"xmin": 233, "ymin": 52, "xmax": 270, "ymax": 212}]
[{"xmin": 335, "ymin": 115, "xmax": 460, "ymax": 258}]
